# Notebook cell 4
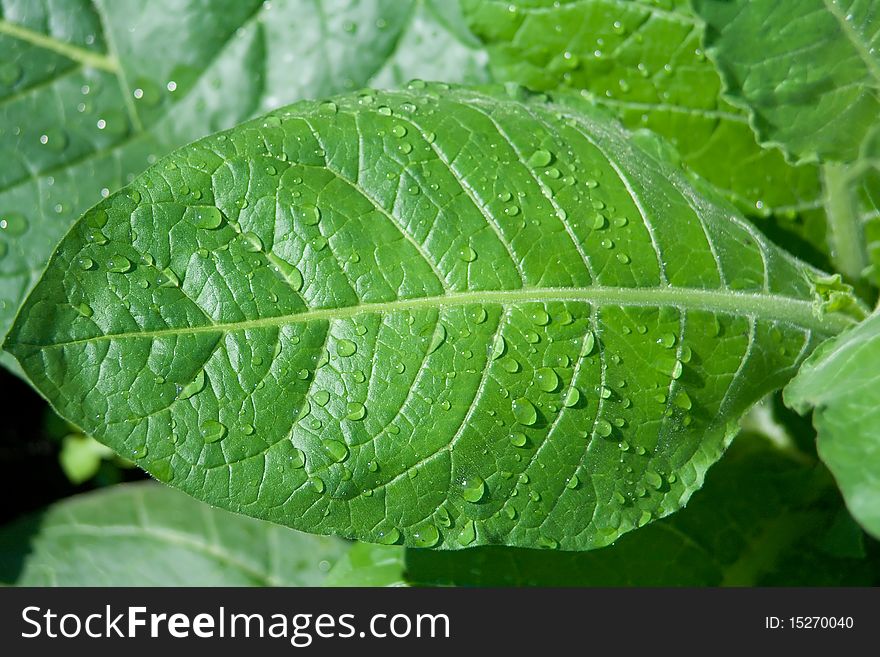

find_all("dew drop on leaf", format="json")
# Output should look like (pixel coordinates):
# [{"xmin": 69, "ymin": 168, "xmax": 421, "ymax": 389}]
[
  {"xmin": 528, "ymin": 148, "xmax": 552, "ymax": 167},
  {"xmin": 376, "ymin": 527, "xmax": 400, "ymax": 545},
  {"xmin": 336, "ymin": 339, "xmax": 357, "ymax": 357},
  {"xmin": 322, "ymin": 439, "xmax": 349, "ymax": 463},
  {"xmin": 201, "ymin": 420, "xmax": 227, "ymax": 443},
  {"xmin": 412, "ymin": 523, "xmax": 440, "ymax": 548},
  {"xmin": 346, "ymin": 401, "xmax": 366, "ymax": 421},
  {"xmin": 106, "ymin": 255, "xmax": 133, "ymax": 273},
  {"xmin": 461, "ymin": 475, "xmax": 486, "ymax": 503},
  {"xmin": 536, "ymin": 367, "xmax": 560, "ymax": 392},
  {"xmin": 510, "ymin": 432, "xmax": 528, "ymax": 447},
  {"xmin": 184, "ymin": 206, "xmax": 223, "ymax": 229},
  {"xmin": 512, "ymin": 397, "xmax": 538, "ymax": 425}
]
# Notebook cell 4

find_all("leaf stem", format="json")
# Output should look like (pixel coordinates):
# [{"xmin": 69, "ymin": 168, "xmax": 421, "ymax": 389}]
[{"xmin": 823, "ymin": 162, "xmax": 867, "ymax": 282}]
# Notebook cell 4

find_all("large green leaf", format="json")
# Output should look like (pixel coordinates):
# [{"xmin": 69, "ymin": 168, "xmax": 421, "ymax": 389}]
[
  {"xmin": 0, "ymin": 0, "xmax": 489, "ymax": 373},
  {"xmin": 4, "ymin": 84, "xmax": 861, "ymax": 550},
  {"xmin": 785, "ymin": 311, "xmax": 880, "ymax": 540},
  {"xmin": 694, "ymin": 0, "xmax": 880, "ymax": 164},
  {"xmin": 0, "ymin": 482, "xmax": 347, "ymax": 586},
  {"xmin": 402, "ymin": 433, "xmax": 879, "ymax": 585},
  {"xmin": 459, "ymin": 0, "xmax": 829, "ymax": 264}
]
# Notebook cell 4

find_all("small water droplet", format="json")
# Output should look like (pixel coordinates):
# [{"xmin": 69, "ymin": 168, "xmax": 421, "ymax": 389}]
[
  {"xmin": 458, "ymin": 244, "xmax": 477, "ymax": 262},
  {"xmin": 528, "ymin": 148, "xmax": 553, "ymax": 167},
  {"xmin": 78, "ymin": 257, "xmax": 95, "ymax": 270},
  {"xmin": 184, "ymin": 205, "xmax": 223, "ymax": 229},
  {"xmin": 536, "ymin": 367, "xmax": 560, "ymax": 392},
  {"xmin": 510, "ymin": 432, "xmax": 527, "ymax": 447},
  {"xmin": 563, "ymin": 386, "xmax": 580, "ymax": 407},
  {"xmin": 512, "ymin": 397, "xmax": 538, "ymax": 425},
  {"xmin": 595, "ymin": 419, "xmax": 612, "ymax": 437},
  {"xmin": 346, "ymin": 401, "xmax": 366, "ymax": 421},
  {"xmin": 313, "ymin": 390, "xmax": 330, "ymax": 406},
  {"xmin": 322, "ymin": 438, "xmax": 349, "ymax": 462},
  {"xmin": 412, "ymin": 523, "xmax": 441, "ymax": 548},
  {"xmin": 76, "ymin": 302, "xmax": 93, "ymax": 317},
  {"xmin": 336, "ymin": 339, "xmax": 357, "ymax": 357},
  {"xmin": 202, "ymin": 420, "xmax": 227, "ymax": 443},
  {"xmin": 106, "ymin": 254, "xmax": 133, "ymax": 273},
  {"xmin": 309, "ymin": 476, "xmax": 325, "ymax": 493},
  {"xmin": 178, "ymin": 370, "xmax": 206, "ymax": 400},
  {"xmin": 242, "ymin": 232, "xmax": 263, "ymax": 252},
  {"xmin": 376, "ymin": 527, "xmax": 400, "ymax": 545}
]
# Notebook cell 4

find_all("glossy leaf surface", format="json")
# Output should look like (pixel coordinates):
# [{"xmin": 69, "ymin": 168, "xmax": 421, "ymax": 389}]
[{"xmin": 5, "ymin": 85, "xmax": 860, "ymax": 550}]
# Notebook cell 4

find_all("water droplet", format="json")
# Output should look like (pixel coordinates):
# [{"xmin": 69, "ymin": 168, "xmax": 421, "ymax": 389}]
[
  {"xmin": 106, "ymin": 255, "xmax": 133, "ymax": 273},
  {"xmin": 158, "ymin": 267, "xmax": 180, "ymax": 288},
  {"xmin": 595, "ymin": 419, "xmax": 612, "ymax": 437},
  {"xmin": 76, "ymin": 302, "xmax": 93, "ymax": 318},
  {"xmin": 566, "ymin": 474, "xmax": 580, "ymax": 489},
  {"xmin": 78, "ymin": 257, "xmax": 95, "ymax": 270},
  {"xmin": 412, "ymin": 523, "xmax": 440, "ymax": 548},
  {"xmin": 638, "ymin": 510, "xmax": 652, "ymax": 527},
  {"xmin": 242, "ymin": 232, "xmax": 263, "ymax": 252},
  {"xmin": 512, "ymin": 397, "xmax": 538, "ymax": 425},
  {"xmin": 657, "ymin": 332, "xmax": 676, "ymax": 348},
  {"xmin": 309, "ymin": 476, "xmax": 325, "ymax": 493},
  {"xmin": 528, "ymin": 149, "xmax": 553, "ymax": 167},
  {"xmin": 490, "ymin": 335, "xmax": 506, "ymax": 360},
  {"xmin": 336, "ymin": 339, "xmax": 357, "ymax": 357},
  {"xmin": 322, "ymin": 439, "xmax": 349, "ymax": 463},
  {"xmin": 674, "ymin": 391, "xmax": 692, "ymax": 410},
  {"xmin": 346, "ymin": 401, "xmax": 366, "ymax": 421},
  {"xmin": 201, "ymin": 420, "xmax": 227, "ymax": 443},
  {"xmin": 313, "ymin": 390, "xmax": 330, "ymax": 406},
  {"xmin": 458, "ymin": 519, "xmax": 477, "ymax": 546},
  {"xmin": 178, "ymin": 370, "xmax": 206, "ymax": 400},
  {"xmin": 530, "ymin": 308, "xmax": 550, "ymax": 326},
  {"xmin": 458, "ymin": 244, "xmax": 477, "ymax": 262},
  {"xmin": 425, "ymin": 323, "xmax": 446, "ymax": 354},
  {"xmin": 0, "ymin": 213, "xmax": 28, "ymax": 236},
  {"xmin": 592, "ymin": 214, "xmax": 607, "ymax": 230},
  {"xmin": 184, "ymin": 205, "xmax": 223, "ymax": 229},
  {"xmin": 645, "ymin": 471, "xmax": 663, "ymax": 489},
  {"xmin": 391, "ymin": 124, "xmax": 407, "ymax": 138},
  {"xmin": 537, "ymin": 535, "xmax": 558, "ymax": 549},
  {"xmin": 298, "ymin": 204, "xmax": 321, "ymax": 225},
  {"xmin": 273, "ymin": 259, "xmax": 303, "ymax": 291},
  {"xmin": 563, "ymin": 386, "xmax": 580, "ymax": 407},
  {"xmin": 510, "ymin": 432, "xmax": 528, "ymax": 447},
  {"xmin": 376, "ymin": 527, "xmax": 400, "ymax": 545},
  {"xmin": 502, "ymin": 357, "xmax": 521, "ymax": 373},
  {"xmin": 461, "ymin": 475, "xmax": 486, "ymax": 503},
  {"xmin": 536, "ymin": 367, "xmax": 560, "ymax": 392},
  {"xmin": 671, "ymin": 360, "xmax": 683, "ymax": 379}
]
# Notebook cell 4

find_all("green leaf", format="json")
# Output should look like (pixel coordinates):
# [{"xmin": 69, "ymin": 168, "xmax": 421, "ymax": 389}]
[
  {"xmin": 4, "ymin": 84, "xmax": 861, "ymax": 550},
  {"xmin": 324, "ymin": 543, "xmax": 407, "ymax": 587},
  {"xmin": 0, "ymin": 0, "xmax": 489, "ymax": 374},
  {"xmin": 0, "ymin": 482, "xmax": 347, "ymax": 586},
  {"xmin": 402, "ymin": 434, "xmax": 879, "ymax": 586},
  {"xmin": 459, "ymin": 0, "xmax": 829, "ymax": 260},
  {"xmin": 785, "ymin": 311, "xmax": 880, "ymax": 540},
  {"xmin": 693, "ymin": 0, "xmax": 880, "ymax": 163}
]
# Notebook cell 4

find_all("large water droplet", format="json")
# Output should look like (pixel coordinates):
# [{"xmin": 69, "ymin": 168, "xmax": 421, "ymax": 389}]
[
  {"xmin": 298, "ymin": 204, "xmax": 321, "ymax": 225},
  {"xmin": 376, "ymin": 527, "xmax": 400, "ymax": 545}
]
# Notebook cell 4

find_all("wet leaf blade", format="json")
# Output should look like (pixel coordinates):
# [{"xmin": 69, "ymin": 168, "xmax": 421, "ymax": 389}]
[{"xmin": 4, "ymin": 84, "xmax": 860, "ymax": 550}]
